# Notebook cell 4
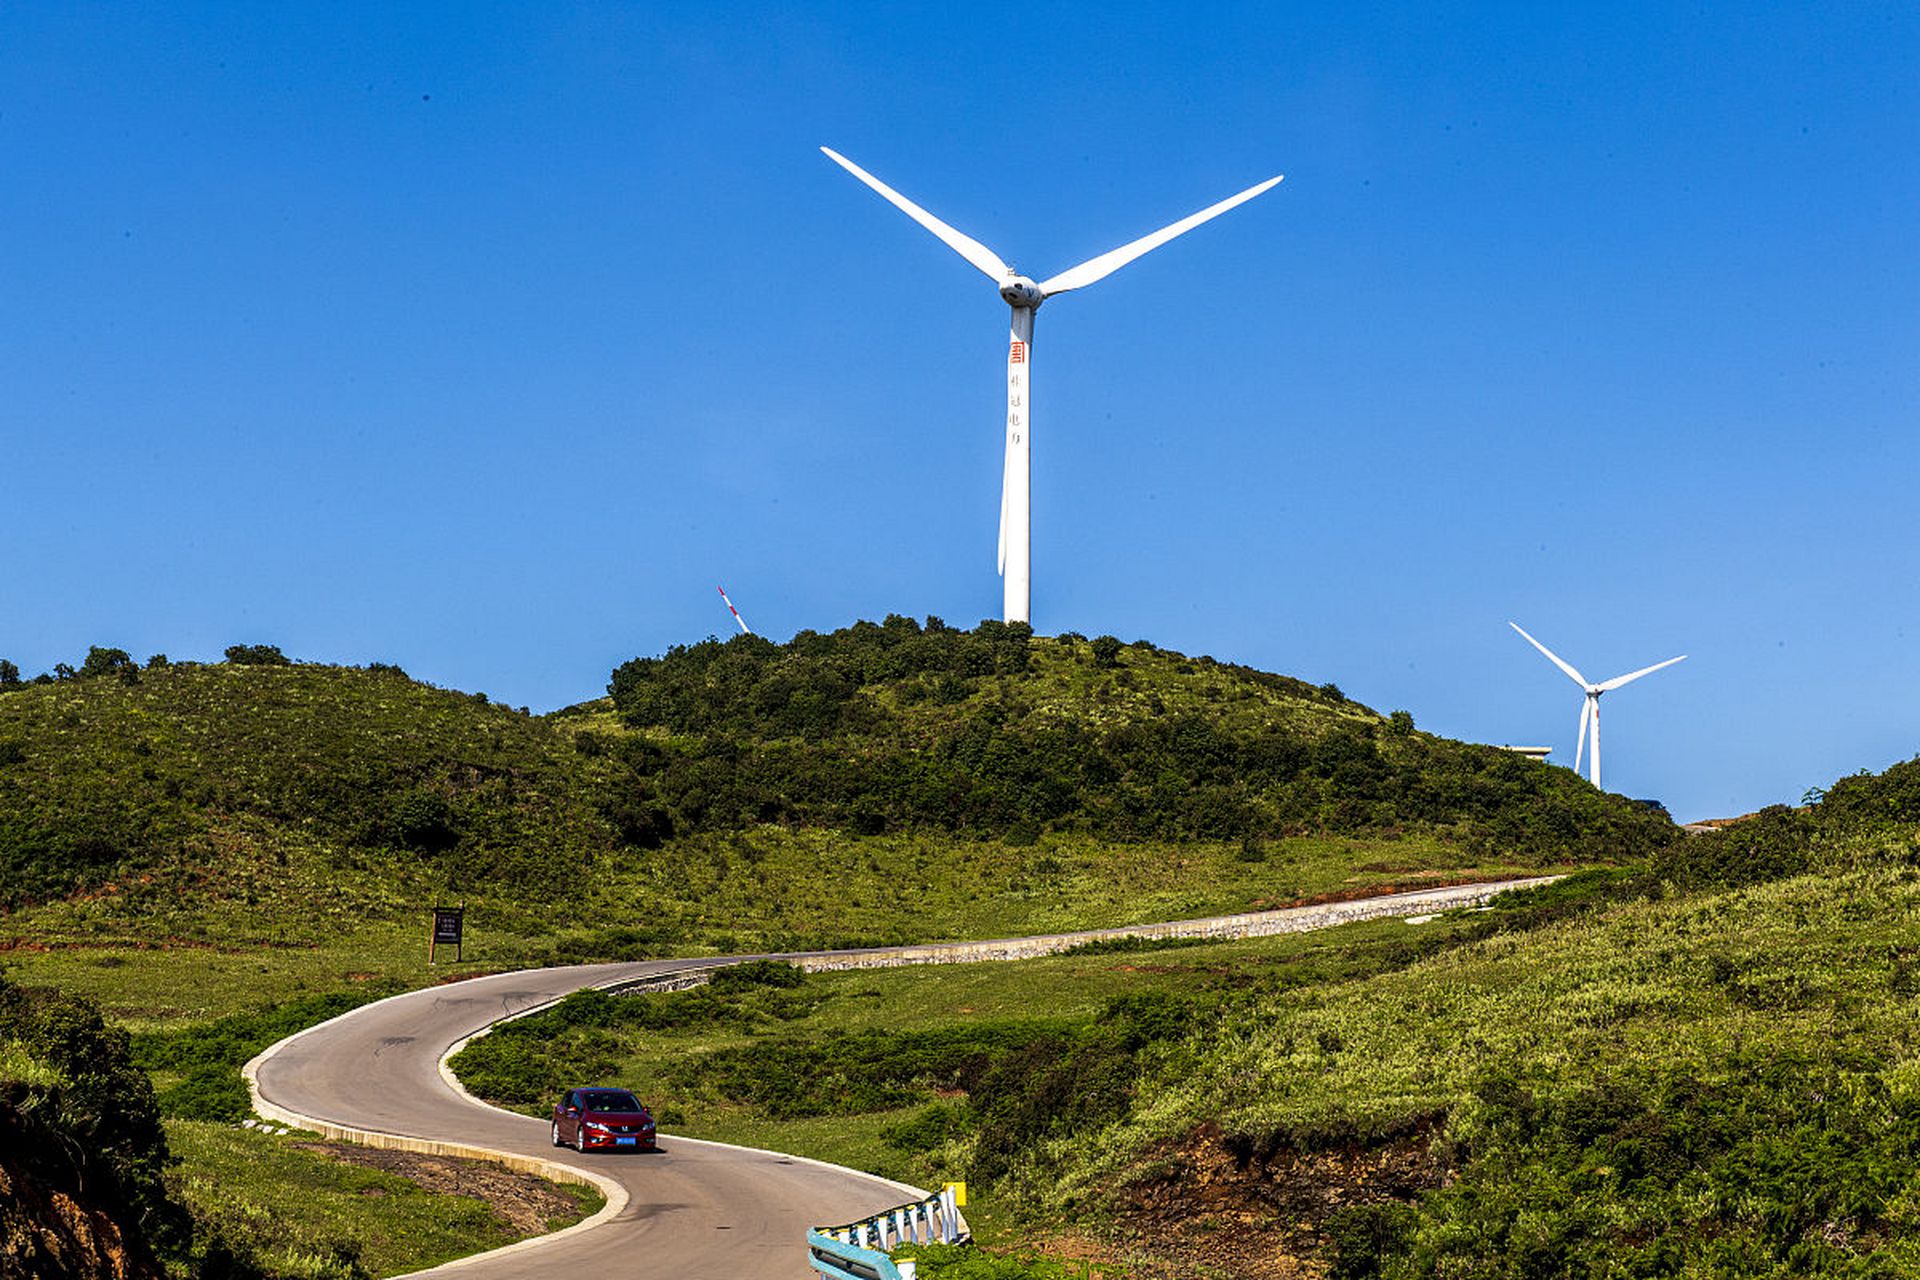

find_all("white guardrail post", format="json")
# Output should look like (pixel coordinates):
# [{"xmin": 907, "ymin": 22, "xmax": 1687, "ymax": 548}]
[{"xmin": 808, "ymin": 1184, "xmax": 968, "ymax": 1278}]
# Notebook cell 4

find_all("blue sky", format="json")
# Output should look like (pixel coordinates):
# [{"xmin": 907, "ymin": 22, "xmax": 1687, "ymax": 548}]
[{"xmin": 3, "ymin": 2, "xmax": 1915, "ymax": 821}]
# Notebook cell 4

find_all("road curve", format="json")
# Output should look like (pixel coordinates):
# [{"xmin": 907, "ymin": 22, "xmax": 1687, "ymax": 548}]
[
  {"xmin": 247, "ymin": 957, "xmax": 920, "ymax": 1278},
  {"xmin": 247, "ymin": 878, "xmax": 1554, "ymax": 1278}
]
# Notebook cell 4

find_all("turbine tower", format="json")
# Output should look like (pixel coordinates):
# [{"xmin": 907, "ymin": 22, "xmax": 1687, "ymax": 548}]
[
  {"xmin": 821, "ymin": 147, "xmax": 1283, "ymax": 625},
  {"xmin": 1509, "ymin": 622, "xmax": 1686, "ymax": 791}
]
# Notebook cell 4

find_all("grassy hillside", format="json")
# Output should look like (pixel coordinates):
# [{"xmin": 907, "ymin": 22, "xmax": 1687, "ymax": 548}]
[
  {"xmin": 446, "ymin": 900, "xmax": 1570, "ymax": 1208},
  {"xmin": 441, "ymin": 755, "xmax": 1920, "ymax": 1277},
  {"xmin": 0, "ymin": 657, "xmax": 615, "ymax": 911},
  {"xmin": 2, "ymin": 624, "xmax": 1672, "ymax": 1025},
  {"xmin": 600, "ymin": 620, "xmax": 1671, "ymax": 859},
  {"xmin": 32, "ymin": 626, "xmax": 1903, "ymax": 1277},
  {"xmin": 968, "ymin": 759, "xmax": 1920, "ymax": 1277}
]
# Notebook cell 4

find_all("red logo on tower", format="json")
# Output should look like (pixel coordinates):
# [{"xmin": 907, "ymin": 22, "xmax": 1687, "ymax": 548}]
[{"xmin": 1009, "ymin": 341, "xmax": 1026, "ymax": 364}]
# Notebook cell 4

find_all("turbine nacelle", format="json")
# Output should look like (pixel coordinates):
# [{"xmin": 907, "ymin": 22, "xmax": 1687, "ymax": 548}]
[{"xmin": 998, "ymin": 275, "xmax": 1045, "ymax": 308}]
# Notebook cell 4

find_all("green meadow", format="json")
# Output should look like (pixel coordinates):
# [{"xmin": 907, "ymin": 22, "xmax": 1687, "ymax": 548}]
[
  {"xmin": 448, "ymin": 786, "xmax": 1920, "ymax": 1278},
  {"xmin": 0, "ymin": 623, "xmax": 1702, "ymax": 1278},
  {"xmin": 167, "ymin": 1121, "xmax": 601, "ymax": 1279}
]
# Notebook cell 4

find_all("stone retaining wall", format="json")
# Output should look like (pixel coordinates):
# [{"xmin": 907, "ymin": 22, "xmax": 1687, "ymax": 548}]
[{"xmin": 788, "ymin": 877, "xmax": 1557, "ymax": 973}]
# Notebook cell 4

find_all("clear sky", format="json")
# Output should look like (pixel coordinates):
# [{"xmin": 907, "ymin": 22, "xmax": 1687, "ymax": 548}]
[{"xmin": 3, "ymin": 2, "xmax": 1915, "ymax": 821}]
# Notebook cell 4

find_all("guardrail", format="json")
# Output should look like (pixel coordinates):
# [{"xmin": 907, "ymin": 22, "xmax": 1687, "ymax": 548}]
[{"xmin": 809, "ymin": 1185, "xmax": 969, "ymax": 1279}]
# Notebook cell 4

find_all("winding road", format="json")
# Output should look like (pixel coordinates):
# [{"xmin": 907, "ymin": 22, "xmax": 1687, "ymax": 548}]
[{"xmin": 245, "ymin": 878, "xmax": 1554, "ymax": 1278}]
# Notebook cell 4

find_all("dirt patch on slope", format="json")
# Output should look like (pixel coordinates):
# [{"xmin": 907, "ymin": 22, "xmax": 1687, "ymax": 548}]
[
  {"xmin": 1087, "ymin": 1121, "xmax": 1448, "ymax": 1279},
  {"xmin": 287, "ymin": 1142, "xmax": 588, "ymax": 1235}
]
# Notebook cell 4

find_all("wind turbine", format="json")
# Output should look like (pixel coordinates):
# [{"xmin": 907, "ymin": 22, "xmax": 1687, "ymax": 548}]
[
  {"xmin": 717, "ymin": 585, "xmax": 752, "ymax": 636},
  {"xmin": 1509, "ymin": 622, "xmax": 1685, "ymax": 790},
  {"xmin": 820, "ymin": 147, "xmax": 1283, "ymax": 625}
]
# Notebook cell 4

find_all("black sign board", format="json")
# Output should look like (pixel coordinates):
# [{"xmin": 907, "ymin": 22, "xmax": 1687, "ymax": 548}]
[{"xmin": 429, "ymin": 906, "xmax": 464, "ymax": 963}]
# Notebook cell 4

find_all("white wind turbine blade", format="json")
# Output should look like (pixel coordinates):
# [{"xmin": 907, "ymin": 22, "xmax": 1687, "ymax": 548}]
[
  {"xmin": 1037, "ymin": 173, "xmax": 1284, "ymax": 296},
  {"xmin": 1595, "ymin": 654, "xmax": 1687, "ymax": 692},
  {"xmin": 1574, "ymin": 696, "xmax": 1592, "ymax": 778},
  {"xmin": 820, "ymin": 148, "xmax": 1011, "ymax": 283},
  {"xmin": 1509, "ymin": 621, "xmax": 1590, "ymax": 688},
  {"xmin": 717, "ymin": 585, "xmax": 751, "ymax": 636}
]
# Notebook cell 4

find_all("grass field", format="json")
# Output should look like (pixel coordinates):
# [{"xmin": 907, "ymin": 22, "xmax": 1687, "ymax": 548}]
[
  {"xmin": 1, "ymin": 830, "xmax": 1556, "ymax": 1030},
  {"xmin": 0, "ymin": 922, "xmax": 436, "ymax": 1030},
  {"xmin": 447, "ymin": 906, "xmax": 1519, "ymax": 1246},
  {"xmin": 1103, "ymin": 865, "xmax": 1920, "ymax": 1166},
  {"xmin": 0, "ymin": 630, "xmax": 1688, "ymax": 1278},
  {"xmin": 1027, "ymin": 863, "xmax": 1920, "ymax": 1276},
  {"xmin": 436, "ymin": 858, "xmax": 1920, "ymax": 1276},
  {"xmin": 1, "ymin": 631, "xmax": 1668, "ymax": 997},
  {"xmin": 168, "ymin": 1120, "xmax": 601, "ymax": 1279}
]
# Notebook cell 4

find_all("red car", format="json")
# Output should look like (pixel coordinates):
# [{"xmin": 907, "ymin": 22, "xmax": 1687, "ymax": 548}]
[{"xmin": 550, "ymin": 1087, "xmax": 658, "ymax": 1153}]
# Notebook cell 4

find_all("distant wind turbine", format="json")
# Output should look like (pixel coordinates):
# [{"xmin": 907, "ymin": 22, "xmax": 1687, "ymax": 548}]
[
  {"xmin": 1509, "ymin": 622, "xmax": 1685, "ymax": 790},
  {"xmin": 820, "ymin": 146, "xmax": 1283, "ymax": 625},
  {"xmin": 718, "ymin": 586, "xmax": 751, "ymax": 636}
]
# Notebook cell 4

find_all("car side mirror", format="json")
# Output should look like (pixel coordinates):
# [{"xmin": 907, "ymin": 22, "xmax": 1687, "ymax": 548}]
[{"xmin": 566, "ymin": 1106, "xmax": 580, "ymax": 1115}]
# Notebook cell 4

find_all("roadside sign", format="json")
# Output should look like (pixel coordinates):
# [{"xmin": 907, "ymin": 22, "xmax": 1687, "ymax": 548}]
[{"xmin": 429, "ymin": 906, "xmax": 464, "ymax": 964}]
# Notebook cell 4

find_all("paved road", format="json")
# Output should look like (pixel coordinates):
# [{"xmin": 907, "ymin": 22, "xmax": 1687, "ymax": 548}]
[
  {"xmin": 247, "ymin": 878, "xmax": 1553, "ymax": 1278},
  {"xmin": 247, "ymin": 958, "xmax": 919, "ymax": 1278}
]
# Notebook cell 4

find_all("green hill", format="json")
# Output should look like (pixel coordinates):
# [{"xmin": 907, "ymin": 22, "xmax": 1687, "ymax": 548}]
[
  {"xmin": 20, "ymin": 624, "xmax": 1855, "ymax": 1279},
  {"xmin": 1, "ymin": 623, "xmax": 1671, "ymax": 1006},
  {"xmin": 957, "ymin": 758, "xmax": 1920, "ymax": 1278},
  {"xmin": 0, "ymin": 655, "xmax": 617, "ymax": 910},
  {"xmin": 436, "ymin": 754, "xmax": 1920, "ymax": 1277},
  {"xmin": 600, "ymin": 619, "xmax": 1670, "ymax": 859}
]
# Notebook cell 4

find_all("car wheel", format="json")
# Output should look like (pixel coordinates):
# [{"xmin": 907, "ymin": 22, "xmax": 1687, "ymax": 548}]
[
  {"xmin": 551, "ymin": 1120, "xmax": 563, "ymax": 1148},
  {"xmin": 575, "ymin": 1124, "xmax": 589, "ymax": 1153}
]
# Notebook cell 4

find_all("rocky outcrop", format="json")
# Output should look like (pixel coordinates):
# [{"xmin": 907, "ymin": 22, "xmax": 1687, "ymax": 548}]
[{"xmin": 0, "ymin": 1100, "xmax": 165, "ymax": 1280}]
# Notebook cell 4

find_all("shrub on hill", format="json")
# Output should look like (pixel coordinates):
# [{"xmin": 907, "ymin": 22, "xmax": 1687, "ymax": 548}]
[
  {"xmin": 223, "ymin": 644, "xmax": 291, "ymax": 666},
  {"xmin": 1654, "ymin": 754, "xmax": 1920, "ymax": 893},
  {"xmin": 0, "ymin": 975, "xmax": 329, "ymax": 1278},
  {"xmin": 81, "ymin": 646, "xmax": 141, "ymax": 683},
  {"xmin": 1652, "ymin": 803, "xmax": 1818, "ymax": 890},
  {"xmin": 0, "ymin": 973, "xmax": 192, "ymax": 1276}
]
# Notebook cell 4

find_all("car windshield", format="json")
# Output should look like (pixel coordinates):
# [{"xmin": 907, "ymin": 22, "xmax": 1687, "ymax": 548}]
[{"xmin": 580, "ymin": 1091, "xmax": 642, "ymax": 1113}]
